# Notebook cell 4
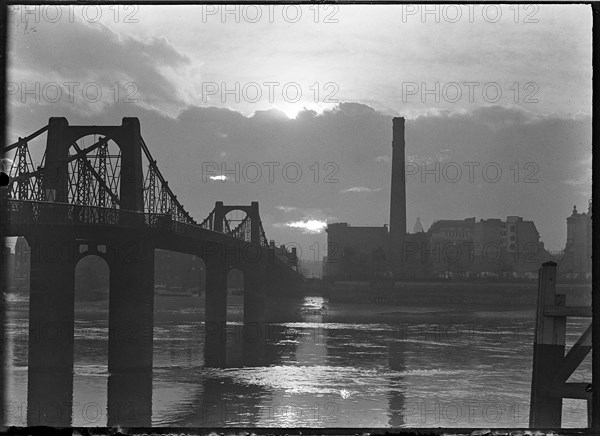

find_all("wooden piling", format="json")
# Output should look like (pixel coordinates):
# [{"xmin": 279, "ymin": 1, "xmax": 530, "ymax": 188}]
[{"xmin": 529, "ymin": 261, "xmax": 593, "ymax": 428}]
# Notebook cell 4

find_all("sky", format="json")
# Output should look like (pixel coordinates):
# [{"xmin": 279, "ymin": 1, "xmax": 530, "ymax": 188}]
[{"xmin": 5, "ymin": 4, "xmax": 592, "ymax": 257}]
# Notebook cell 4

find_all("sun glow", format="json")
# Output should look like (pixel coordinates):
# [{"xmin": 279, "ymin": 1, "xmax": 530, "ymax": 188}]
[
  {"xmin": 277, "ymin": 102, "xmax": 337, "ymax": 120},
  {"xmin": 279, "ymin": 104, "xmax": 302, "ymax": 119}
]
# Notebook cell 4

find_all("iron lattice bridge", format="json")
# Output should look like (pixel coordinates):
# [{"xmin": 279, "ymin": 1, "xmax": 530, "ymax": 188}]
[{"xmin": 2, "ymin": 118, "xmax": 294, "ymax": 265}]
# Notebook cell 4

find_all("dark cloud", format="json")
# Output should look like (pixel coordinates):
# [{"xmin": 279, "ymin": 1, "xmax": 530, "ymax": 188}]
[{"xmin": 9, "ymin": 14, "xmax": 189, "ymax": 109}]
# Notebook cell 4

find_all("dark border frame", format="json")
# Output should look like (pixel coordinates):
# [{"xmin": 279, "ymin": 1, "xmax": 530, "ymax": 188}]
[{"xmin": 1, "ymin": 2, "xmax": 597, "ymax": 434}]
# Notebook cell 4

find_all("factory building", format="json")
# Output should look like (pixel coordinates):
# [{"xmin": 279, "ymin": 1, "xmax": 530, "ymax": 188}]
[
  {"xmin": 324, "ymin": 116, "xmax": 549, "ymax": 281},
  {"xmin": 324, "ymin": 223, "xmax": 389, "ymax": 280}
]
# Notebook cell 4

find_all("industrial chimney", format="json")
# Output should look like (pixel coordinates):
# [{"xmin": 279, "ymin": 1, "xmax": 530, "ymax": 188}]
[{"xmin": 390, "ymin": 117, "xmax": 407, "ymax": 245}]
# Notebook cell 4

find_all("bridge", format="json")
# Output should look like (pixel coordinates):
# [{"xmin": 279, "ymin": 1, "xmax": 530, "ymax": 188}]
[{"xmin": 1, "ymin": 117, "xmax": 303, "ymax": 426}]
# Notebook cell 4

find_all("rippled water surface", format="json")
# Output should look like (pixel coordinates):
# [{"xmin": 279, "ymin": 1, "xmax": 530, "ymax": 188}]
[{"xmin": 4, "ymin": 290, "xmax": 592, "ymax": 427}]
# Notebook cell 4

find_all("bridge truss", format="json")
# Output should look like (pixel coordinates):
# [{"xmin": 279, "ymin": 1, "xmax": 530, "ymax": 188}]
[{"xmin": 3, "ymin": 122, "xmax": 270, "ymax": 247}]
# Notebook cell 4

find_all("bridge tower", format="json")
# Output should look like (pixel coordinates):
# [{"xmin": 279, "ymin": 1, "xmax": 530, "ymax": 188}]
[
  {"xmin": 206, "ymin": 201, "xmax": 267, "ymax": 366},
  {"xmin": 213, "ymin": 201, "xmax": 261, "ymax": 245},
  {"xmin": 43, "ymin": 117, "xmax": 144, "ymax": 211},
  {"xmin": 26, "ymin": 118, "xmax": 153, "ymax": 426}
]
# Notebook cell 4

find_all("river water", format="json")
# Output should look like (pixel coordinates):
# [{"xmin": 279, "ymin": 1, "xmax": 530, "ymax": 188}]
[{"xmin": 4, "ymin": 288, "xmax": 592, "ymax": 428}]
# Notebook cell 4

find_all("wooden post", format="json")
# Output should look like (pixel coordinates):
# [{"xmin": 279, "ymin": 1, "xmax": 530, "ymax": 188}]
[
  {"xmin": 530, "ymin": 261, "xmax": 593, "ymax": 428},
  {"xmin": 530, "ymin": 261, "xmax": 565, "ymax": 428}
]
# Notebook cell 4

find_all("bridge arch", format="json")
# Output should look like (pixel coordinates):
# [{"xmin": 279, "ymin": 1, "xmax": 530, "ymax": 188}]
[{"xmin": 227, "ymin": 267, "xmax": 245, "ymax": 295}]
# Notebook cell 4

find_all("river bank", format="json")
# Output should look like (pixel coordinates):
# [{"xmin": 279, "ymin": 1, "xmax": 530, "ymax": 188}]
[{"xmin": 324, "ymin": 281, "xmax": 591, "ymax": 306}]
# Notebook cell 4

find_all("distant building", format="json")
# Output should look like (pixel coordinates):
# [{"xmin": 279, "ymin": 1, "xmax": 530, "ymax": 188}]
[
  {"xmin": 396, "ymin": 231, "xmax": 430, "ymax": 279},
  {"xmin": 429, "ymin": 218, "xmax": 475, "ymax": 242},
  {"xmin": 427, "ymin": 218, "xmax": 476, "ymax": 277},
  {"xmin": 324, "ymin": 223, "xmax": 389, "ymax": 280},
  {"xmin": 562, "ymin": 200, "xmax": 592, "ymax": 277},
  {"xmin": 425, "ymin": 216, "xmax": 547, "ymax": 279},
  {"xmin": 504, "ymin": 216, "xmax": 547, "ymax": 274}
]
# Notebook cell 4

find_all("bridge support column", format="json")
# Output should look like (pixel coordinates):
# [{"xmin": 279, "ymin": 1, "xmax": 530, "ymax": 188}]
[
  {"xmin": 204, "ymin": 259, "xmax": 227, "ymax": 367},
  {"xmin": 107, "ymin": 239, "xmax": 154, "ymax": 427},
  {"xmin": 243, "ymin": 263, "xmax": 266, "ymax": 366},
  {"xmin": 27, "ymin": 237, "xmax": 76, "ymax": 426}
]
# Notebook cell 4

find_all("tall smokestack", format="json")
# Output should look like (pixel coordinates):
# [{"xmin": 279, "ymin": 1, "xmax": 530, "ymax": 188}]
[{"xmin": 390, "ymin": 117, "xmax": 406, "ymax": 243}]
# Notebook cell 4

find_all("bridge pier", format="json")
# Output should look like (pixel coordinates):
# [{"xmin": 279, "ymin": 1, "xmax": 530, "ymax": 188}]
[
  {"xmin": 27, "ymin": 237, "xmax": 76, "ymax": 426},
  {"xmin": 204, "ymin": 259, "xmax": 227, "ymax": 368},
  {"xmin": 107, "ymin": 239, "xmax": 154, "ymax": 427},
  {"xmin": 243, "ymin": 263, "xmax": 267, "ymax": 366}
]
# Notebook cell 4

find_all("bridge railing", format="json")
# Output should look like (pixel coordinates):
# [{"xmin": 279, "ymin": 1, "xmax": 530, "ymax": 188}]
[
  {"xmin": 5, "ymin": 199, "xmax": 163, "ymax": 229},
  {"xmin": 3, "ymin": 199, "xmax": 215, "ymax": 242}
]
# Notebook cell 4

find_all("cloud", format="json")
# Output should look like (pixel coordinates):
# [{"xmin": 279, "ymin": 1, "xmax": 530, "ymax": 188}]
[
  {"xmin": 375, "ymin": 155, "xmax": 390, "ymax": 163},
  {"xmin": 273, "ymin": 207, "xmax": 332, "ymax": 234},
  {"xmin": 9, "ymin": 13, "xmax": 190, "ymax": 116},
  {"xmin": 276, "ymin": 206, "xmax": 298, "ymax": 213},
  {"xmin": 407, "ymin": 149, "xmax": 451, "ymax": 165},
  {"xmin": 251, "ymin": 108, "xmax": 291, "ymax": 122},
  {"xmin": 285, "ymin": 219, "xmax": 328, "ymax": 234},
  {"xmin": 341, "ymin": 187, "xmax": 381, "ymax": 193},
  {"xmin": 564, "ymin": 170, "xmax": 592, "ymax": 188},
  {"xmin": 209, "ymin": 175, "xmax": 227, "ymax": 181}
]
